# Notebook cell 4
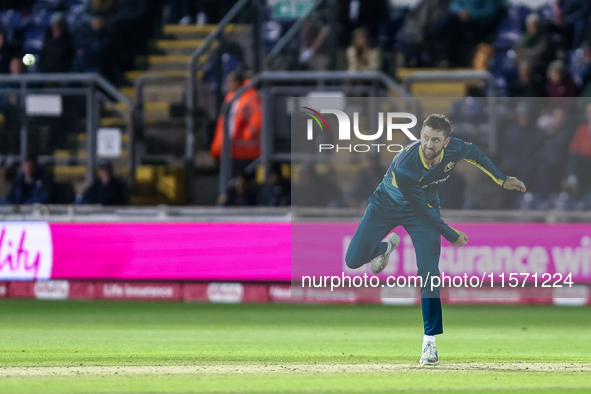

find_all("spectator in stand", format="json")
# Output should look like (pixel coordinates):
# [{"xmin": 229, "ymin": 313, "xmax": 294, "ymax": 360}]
[
  {"xmin": 79, "ymin": 160, "xmax": 127, "ymax": 205},
  {"xmin": 346, "ymin": 27, "xmax": 380, "ymax": 72},
  {"xmin": 292, "ymin": 164, "xmax": 342, "ymax": 207},
  {"xmin": 563, "ymin": 102, "xmax": 591, "ymax": 196},
  {"xmin": 298, "ymin": 16, "xmax": 331, "ymax": 70},
  {"xmin": 348, "ymin": 154, "xmax": 385, "ymax": 208},
  {"xmin": 514, "ymin": 13, "xmax": 552, "ymax": 73},
  {"xmin": 257, "ymin": 164, "xmax": 290, "ymax": 207},
  {"xmin": 499, "ymin": 102, "xmax": 541, "ymax": 175},
  {"xmin": 554, "ymin": 0, "xmax": 591, "ymax": 50},
  {"xmin": 84, "ymin": 0, "xmax": 116, "ymax": 20},
  {"xmin": 0, "ymin": 29, "xmax": 19, "ymax": 74},
  {"xmin": 168, "ymin": 0, "xmax": 237, "ymax": 25},
  {"xmin": 39, "ymin": 13, "xmax": 74, "ymax": 73},
  {"xmin": 210, "ymin": 71, "xmax": 262, "ymax": 177},
  {"xmin": 223, "ymin": 175, "xmax": 256, "ymax": 206},
  {"xmin": 108, "ymin": 0, "xmax": 149, "ymax": 71},
  {"xmin": 9, "ymin": 57, "xmax": 26, "ymax": 75},
  {"xmin": 545, "ymin": 60, "xmax": 579, "ymax": 98},
  {"xmin": 72, "ymin": 16, "xmax": 112, "ymax": 80},
  {"xmin": 431, "ymin": 0, "xmax": 505, "ymax": 67},
  {"xmin": 510, "ymin": 61, "xmax": 546, "ymax": 97},
  {"xmin": 0, "ymin": 0, "xmax": 33, "ymax": 11},
  {"xmin": 338, "ymin": 0, "xmax": 389, "ymax": 47},
  {"xmin": 521, "ymin": 106, "xmax": 573, "ymax": 197},
  {"xmin": 395, "ymin": 0, "xmax": 452, "ymax": 67},
  {"xmin": 4, "ymin": 156, "xmax": 52, "ymax": 204}
]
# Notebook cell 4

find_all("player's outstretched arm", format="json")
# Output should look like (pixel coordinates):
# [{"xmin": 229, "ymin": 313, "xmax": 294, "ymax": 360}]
[
  {"xmin": 461, "ymin": 141, "xmax": 508, "ymax": 186},
  {"xmin": 503, "ymin": 177, "xmax": 526, "ymax": 193}
]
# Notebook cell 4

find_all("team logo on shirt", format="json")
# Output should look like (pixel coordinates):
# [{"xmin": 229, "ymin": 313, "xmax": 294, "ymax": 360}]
[{"xmin": 444, "ymin": 161, "xmax": 455, "ymax": 173}]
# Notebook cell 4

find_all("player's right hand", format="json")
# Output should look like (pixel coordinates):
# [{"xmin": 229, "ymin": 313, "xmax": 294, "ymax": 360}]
[{"xmin": 451, "ymin": 231, "xmax": 468, "ymax": 247}]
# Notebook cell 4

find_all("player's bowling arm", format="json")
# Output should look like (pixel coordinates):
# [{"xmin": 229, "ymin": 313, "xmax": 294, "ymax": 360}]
[
  {"xmin": 461, "ymin": 142, "xmax": 508, "ymax": 187},
  {"xmin": 395, "ymin": 170, "xmax": 461, "ymax": 243}
]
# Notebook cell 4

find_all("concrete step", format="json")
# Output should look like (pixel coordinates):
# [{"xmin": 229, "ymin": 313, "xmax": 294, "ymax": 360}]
[
  {"xmin": 162, "ymin": 24, "xmax": 250, "ymax": 40},
  {"xmin": 120, "ymin": 84, "xmax": 186, "ymax": 104},
  {"xmin": 135, "ymin": 55, "xmax": 190, "ymax": 71},
  {"xmin": 105, "ymin": 101, "xmax": 170, "ymax": 118},
  {"xmin": 73, "ymin": 131, "xmax": 131, "ymax": 142},
  {"xmin": 54, "ymin": 149, "xmax": 129, "ymax": 159},
  {"xmin": 151, "ymin": 39, "xmax": 205, "ymax": 56},
  {"xmin": 124, "ymin": 70, "xmax": 203, "ymax": 84},
  {"xmin": 396, "ymin": 67, "xmax": 474, "ymax": 79},
  {"xmin": 411, "ymin": 82, "xmax": 467, "ymax": 97}
]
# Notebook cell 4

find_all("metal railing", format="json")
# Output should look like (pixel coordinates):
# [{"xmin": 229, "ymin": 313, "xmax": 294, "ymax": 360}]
[
  {"xmin": 219, "ymin": 70, "xmax": 416, "ymax": 196},
  {"xmin": 265, "ymin": 0, "xmax": 337, "ymax": 70},
  {"xmin": 186, "ymin": 0, "xmax": 263, "ymax": 161},
  {"xmin": 0, "ymin": 73, "xmax": 134, "ymax": 184},
  {"xmin": 182, "ymin": 0, "xmax": 264, "ymax": 202}
]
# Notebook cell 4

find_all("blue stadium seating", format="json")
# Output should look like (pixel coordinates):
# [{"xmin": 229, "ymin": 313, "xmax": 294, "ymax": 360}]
[
  {"xmin": 492, "ymin": 5, "xmax": 530, "ymax": 52},
  {"xmin": 545, "ymin": 192, "xmax": 578, "ymax": 210},
  {"xmin": 516, "ymin": 192, "xmax": 542, "ymax": 210},
  {"xmin": 28, "ymin": 8, "xmax": 54, "ymax": 28},
  {"xmin": 22, "ymin": 25, "xmax": 46, "ymax": 54},
  {"xmin": 577, "ymin": 193, "xmax": 591, "ymax": 210},
  {"xmin": 568, "ymin": 49, "xmax": 588, "ymax": 87}
]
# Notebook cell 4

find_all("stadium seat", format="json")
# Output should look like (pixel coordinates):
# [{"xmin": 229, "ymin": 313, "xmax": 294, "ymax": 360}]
[
  {"xmin": 203, "ymin": 53, "xmax": 241, "ymax": 93},
  {"xmin": 492, "ymin": 5, "xmax": 530, "ymax": 52},
  {"xmin": 489, "ymin": 50, "xmax": 517, "ymax": 96},
  {"xmin": 66, "ymin": 4, "xmax": 85, "ymax": 31},
  {"xmin": 449, "ymin": 96, "xmax": 486, "ymax": 123},
  {"xmin": 261, "ymin": 6, "xmax": 295, "ymax": 54},
  {"xmin": 28, "ymin": 8, "xmax": 54, "ymax": 28},
  {"xmin": 515, "ymin": 192, "xmax": 542, "ymax": 210},
  {"xmin": 567, "ymin": 49, "xmax": 589, "ymax": 87},
  {"xmin": 22, "ymin": 25, "xmax": 46, "ymax": 54},
  {"xmin": 0, "ymin": 9, "xmax": 23, "ymax": 41},
  {"xmin": 32, "ymin": 1, "xmax": 61, "ymax": 13},
  {"xmin": 577, "ymin": 193, "xmax": 591, "ymax": 210},
  {"xmin": 545, "ymin": 192, "xmax": 577, "ymax": 211}
]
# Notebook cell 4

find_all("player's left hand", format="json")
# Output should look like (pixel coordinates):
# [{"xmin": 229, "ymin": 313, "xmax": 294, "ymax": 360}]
[{"xmin": 503, "ymin": 177, "xmax": 526, "ymax": 193}]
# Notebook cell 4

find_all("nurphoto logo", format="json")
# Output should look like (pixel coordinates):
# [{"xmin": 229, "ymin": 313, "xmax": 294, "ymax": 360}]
[{"xmin": 302, "ymin": 108, "xmax": 418, "ymax": 153}]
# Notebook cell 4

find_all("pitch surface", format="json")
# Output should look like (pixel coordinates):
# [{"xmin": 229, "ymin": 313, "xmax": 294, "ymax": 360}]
[{"xmin": 1, "ymin": 300, "xmax": 589, "ymax": 393}]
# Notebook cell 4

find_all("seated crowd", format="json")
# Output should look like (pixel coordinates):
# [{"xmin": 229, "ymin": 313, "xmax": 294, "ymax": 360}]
[{"xmin": 2, "ymin": 156, "xmax": 127, "ymax": 205}]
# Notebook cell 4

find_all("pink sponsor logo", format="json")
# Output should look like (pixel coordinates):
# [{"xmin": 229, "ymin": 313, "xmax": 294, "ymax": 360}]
[
  {"xmin": 0, "ymin": 222, "xmax": 53, "ymax": 280},
  {"xmin": 49, "ymin": 223, "xmax": 290, "ymax": 281},
  {"xmin": 293, "ymin": 222, "xmax": 591, "ymax": 282}
]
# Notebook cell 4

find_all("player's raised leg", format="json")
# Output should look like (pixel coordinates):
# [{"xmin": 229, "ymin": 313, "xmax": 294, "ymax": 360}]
[
  {"xmin": 405, "ymin": 221, "xmax": 443, "ymax": 366},
  {"xmin": 345, "ymin": 202, "xmax": 400, "ymax": 273}
]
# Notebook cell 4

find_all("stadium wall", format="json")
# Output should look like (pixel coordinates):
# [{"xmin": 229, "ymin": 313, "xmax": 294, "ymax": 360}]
[{"xmin": 0, "ymin": 221, "xmax": 590, "ymax": 305}]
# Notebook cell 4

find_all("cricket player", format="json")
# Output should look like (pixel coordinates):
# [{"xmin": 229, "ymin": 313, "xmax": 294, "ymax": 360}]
[{"xmin": 345, "ymin": 114, "xmax": 526, "ymax": 365}]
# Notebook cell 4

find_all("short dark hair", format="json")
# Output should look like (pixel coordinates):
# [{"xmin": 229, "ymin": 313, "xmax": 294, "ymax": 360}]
[
  {"xmin": 24, "ymin": 154, "xmax": 38, "ymax": 166},
  {"xmin": 422, "ymin": 114, "xmax": 453, "ymax": 138},
  {"xmin": 230, "ymin": 71, "xmax": 245, "ymax": 86}
]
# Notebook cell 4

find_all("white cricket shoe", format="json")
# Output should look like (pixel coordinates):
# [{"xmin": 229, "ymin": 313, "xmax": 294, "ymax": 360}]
[
  {"xmin": 420, "ymin": 341, "xmax": 439, "ymax": 366},
  {"xmin": 369, "ymin": 233, "xmax": 400, "ymax": 274}
]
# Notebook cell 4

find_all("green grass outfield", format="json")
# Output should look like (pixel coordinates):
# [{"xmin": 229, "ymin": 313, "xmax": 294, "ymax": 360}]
[{"xmin": 0, "ymin": 300, "xmax": 590, "ymax": 393}]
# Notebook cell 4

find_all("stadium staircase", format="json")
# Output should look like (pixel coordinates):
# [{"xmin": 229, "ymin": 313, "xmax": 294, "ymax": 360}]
[
  {"xmin": 55, "ymin": 23, "xmax": 251, "ymax": 205},
  {"xmin": 396, "ymin": 68, "xmax": 477, "ymax": 114}
]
